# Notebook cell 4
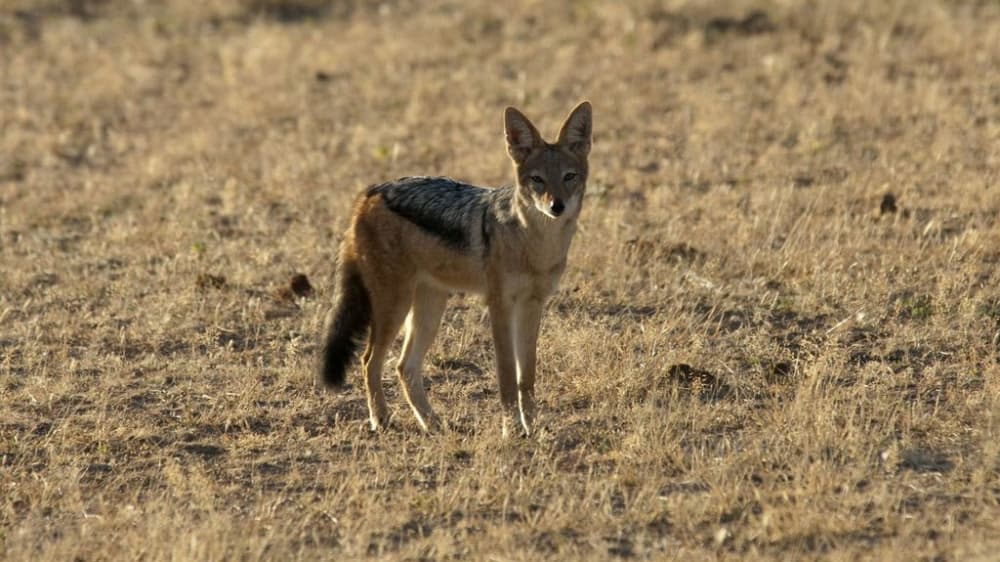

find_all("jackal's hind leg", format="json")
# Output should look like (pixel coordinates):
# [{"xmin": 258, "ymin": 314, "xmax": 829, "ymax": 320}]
[
  {"xmin": 362, "ymin": 284, "xmax": 413, "ymax": 431},
  {"xmin": 397, "ymin": 283, "xmax": 448, "ymax": 432}
]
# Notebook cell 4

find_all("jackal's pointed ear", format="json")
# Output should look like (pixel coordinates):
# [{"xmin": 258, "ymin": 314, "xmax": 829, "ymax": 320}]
[
  {"xmin": 505, "ymin": 107, "xmax": 543, "ymax": 164},
  {"xmin": 557, "ymin": 101, "xmax": 592, "ymax": 158}
]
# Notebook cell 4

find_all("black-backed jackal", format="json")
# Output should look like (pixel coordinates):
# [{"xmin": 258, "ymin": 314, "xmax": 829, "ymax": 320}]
[{"xmin": 321, "ymin": 102, "xmax": 592, "ymax": 436}]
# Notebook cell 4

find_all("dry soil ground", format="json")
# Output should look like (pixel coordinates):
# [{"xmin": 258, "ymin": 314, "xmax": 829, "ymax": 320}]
[{"xmin": 2, "ymin": 0, "xmax": 1000, "ymax": 560}]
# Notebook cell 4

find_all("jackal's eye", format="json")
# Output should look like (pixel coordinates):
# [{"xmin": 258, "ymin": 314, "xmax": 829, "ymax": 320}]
[
  {"xmin": 529, "ymin": 175, "xmax": 545, "ymax": 185},
  {"xmin": 563, "ymin": 172, "xmax": 577, "ymax": 182}
]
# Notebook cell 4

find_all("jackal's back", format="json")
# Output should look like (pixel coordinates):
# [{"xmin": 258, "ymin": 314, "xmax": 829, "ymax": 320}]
[{"xmin": 365, "ymin": 176, "xmax": 516, "ymax": 254}]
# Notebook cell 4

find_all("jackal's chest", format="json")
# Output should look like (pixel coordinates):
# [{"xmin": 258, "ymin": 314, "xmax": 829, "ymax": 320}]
[
  {"xmin": 514, "ymin": 230, "xmax": 573, "ymax": 298},
  {"xmin": 500, "ymin": 261, "xmax": 565, "ymax": 302}
]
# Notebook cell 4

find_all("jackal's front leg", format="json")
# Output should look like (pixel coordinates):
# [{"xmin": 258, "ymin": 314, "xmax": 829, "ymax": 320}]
[
  {"xmin": 488, "ymin": 298, "xmax": 520, "ymax": 437},
  {"xmin": 513, "ymin": 297, "xmax": 543, "ymax": 436}
]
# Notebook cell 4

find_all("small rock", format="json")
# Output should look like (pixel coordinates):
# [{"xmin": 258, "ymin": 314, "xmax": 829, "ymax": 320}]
[
  {"xmin": 290, "ymin": 273, "xmax": 314, "ymax": 297},
  {"xmin": 880, "ymin": 193, "xmax": 898, "ymax": 215}
]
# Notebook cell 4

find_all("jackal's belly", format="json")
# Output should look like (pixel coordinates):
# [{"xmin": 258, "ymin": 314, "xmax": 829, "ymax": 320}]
[{"xmin": 416, "ymin": 257, "xmax": 488, "ymax": 294}]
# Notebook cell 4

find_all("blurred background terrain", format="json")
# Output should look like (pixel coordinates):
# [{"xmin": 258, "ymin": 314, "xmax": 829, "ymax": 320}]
[{"xmin": 1, "ymin": 0, "xmax": 999, "ymax": 559}]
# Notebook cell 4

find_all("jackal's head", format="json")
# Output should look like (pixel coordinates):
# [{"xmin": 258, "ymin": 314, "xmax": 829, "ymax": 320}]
[{"xmin": 505, "ymin": 101, "xmax": 592, "ymax": 220}]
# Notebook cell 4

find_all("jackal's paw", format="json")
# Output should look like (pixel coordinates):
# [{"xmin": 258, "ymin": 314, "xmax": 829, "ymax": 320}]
[
  {"xmin": 519, "ymin": 411, "xmax": 536, "ymax": 437},
  {"xmin": 517, "ymin": 393, "xmax": 537, "ymax": 435},
  {"xmin": 416, "ymin": 412, "xmax": 444, "ymax": 433},
  {"xmin": 519, "ymin": 421, "xmax": 535, "ymax": 438},
  {"xmin": 367, "ymin": 415, "xmax": 390, "ymax": 433},
  {"xmin": 502, "ymin": 415, "xmax": 530, "ymax": 439}
]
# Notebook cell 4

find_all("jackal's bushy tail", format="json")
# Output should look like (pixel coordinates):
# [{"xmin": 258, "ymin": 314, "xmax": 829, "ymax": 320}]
[{"xmin": 320, "ymin": 259, "xmax": 371, "ymax": 387}]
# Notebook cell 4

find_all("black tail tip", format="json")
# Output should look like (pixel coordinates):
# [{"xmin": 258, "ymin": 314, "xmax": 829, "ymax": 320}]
[
  {"xmin": 318, "ymin": 261, "xmax": 370, "ymax": 389},
  {"xmin": 320, "ymin": 359, "xmax": 347, "ymax": 388}
]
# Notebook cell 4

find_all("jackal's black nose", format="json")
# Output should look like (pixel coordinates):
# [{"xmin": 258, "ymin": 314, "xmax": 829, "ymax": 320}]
[{"xmin": 551, "ymin": 199, "xmax": 565, "ymax": 216}]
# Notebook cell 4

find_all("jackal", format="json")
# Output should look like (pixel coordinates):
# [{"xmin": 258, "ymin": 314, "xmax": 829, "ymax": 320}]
[{"xmin": 320, "ymin": 101, "xmax": 592, "ymax": 436}]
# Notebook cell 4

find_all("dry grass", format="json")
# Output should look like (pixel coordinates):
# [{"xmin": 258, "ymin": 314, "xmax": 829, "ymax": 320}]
[{"xmin": 2, "ymin": 0, "xmax": 1000, "ymax": 559}]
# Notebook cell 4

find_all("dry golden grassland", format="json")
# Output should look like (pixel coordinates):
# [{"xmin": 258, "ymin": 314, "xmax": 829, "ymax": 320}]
[{"xmin": 2, "ymin": 0, "xmax": 1000, "ymax": 559}]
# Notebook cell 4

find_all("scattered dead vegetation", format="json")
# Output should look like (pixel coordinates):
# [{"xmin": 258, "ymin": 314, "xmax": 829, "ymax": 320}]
[{"xmin": 195, "ymin": 272, "xmax": 228, "ymax": 290}]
